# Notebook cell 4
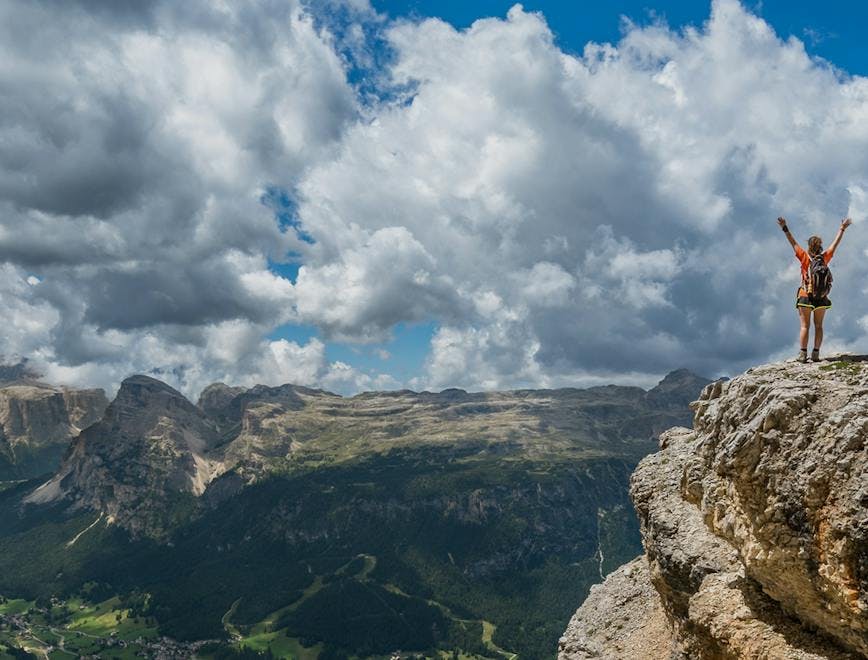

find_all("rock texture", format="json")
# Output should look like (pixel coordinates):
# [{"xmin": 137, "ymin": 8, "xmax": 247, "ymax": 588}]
[
  {"xmin": 26, "ymin": 376, "xmax": 222, "ymax": 538},
  {"xmin": 559, "ymin": 557, "xmax": 676, "ymax": 659},
  {"xmin": 0, "ymin": 378, "xmax": 107, "ymax": 480},
  {"xmin": 560, "ymin": 358, "xmax": 868, "ymax": 659}
]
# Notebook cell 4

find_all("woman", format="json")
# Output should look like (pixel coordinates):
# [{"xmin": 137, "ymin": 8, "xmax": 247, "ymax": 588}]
[{"xmin": 778, "ymin": 216, "xmax": 852, "ymax": 362}]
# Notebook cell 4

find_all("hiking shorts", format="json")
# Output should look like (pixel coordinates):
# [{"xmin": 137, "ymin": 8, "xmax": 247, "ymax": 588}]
[{"xmin": 796, "ymin": 289, "xmax": 831, "ymax": 310}]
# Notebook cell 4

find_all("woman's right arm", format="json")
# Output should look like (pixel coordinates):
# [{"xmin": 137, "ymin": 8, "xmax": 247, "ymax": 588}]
[
  {"xmin": 778, "ymin": 217, "xmax": 801, "ymax": 252},
  {"xmin": 826, "ymin": 218, "xmax": 852, "ymax": 257}
]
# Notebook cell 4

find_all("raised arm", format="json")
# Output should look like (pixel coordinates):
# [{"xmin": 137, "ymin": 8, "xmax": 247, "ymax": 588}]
[
  {"xmin": 777, "ymin": 217, "xmax": 800, "ymax": 253},
  {"xmin": 826, "ymin": 217, "xmax": 852, "ymax": 257}
]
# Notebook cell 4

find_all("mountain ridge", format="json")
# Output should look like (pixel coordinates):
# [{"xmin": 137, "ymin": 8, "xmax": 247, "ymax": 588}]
[{"xmin": 23, "ymin": 368, "xmax": 709, "ymax": 540}]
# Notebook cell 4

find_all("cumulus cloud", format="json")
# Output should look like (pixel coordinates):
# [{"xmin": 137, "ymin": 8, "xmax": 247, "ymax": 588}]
[
  {"xmin": 293, "ymin": 226, "xmax": 464, "ymax": 341},
  {"xmin": 0, "ymin": 0, "xmax": 392, "ymax": 395},
  {"xmin": 289, "ymin": 0, "xmax": 868, "ymax": 388},
  {"xmin": 5, "ymin": 0, "xmax": 868, "ymax": 396}
]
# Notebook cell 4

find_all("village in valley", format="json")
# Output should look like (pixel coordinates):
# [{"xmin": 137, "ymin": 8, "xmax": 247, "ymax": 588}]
[{"xmin": 0, "ymin": 594, "xmax": 212, "ymax": 659}]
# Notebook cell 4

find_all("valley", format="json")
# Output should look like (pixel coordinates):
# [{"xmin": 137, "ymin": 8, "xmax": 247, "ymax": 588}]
[{"xmin": 0, "ymin": 370, "xmax": 707, "ymax": 659}]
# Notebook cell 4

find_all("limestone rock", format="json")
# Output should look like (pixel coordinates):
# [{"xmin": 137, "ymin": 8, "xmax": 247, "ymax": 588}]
[
  {"xmin": 0, "ymin": 380, "xmax": 107, "ymax": 479},
  {"xmin": 558, "ymin": 556, "xmax": 676, "ymax": 659},
  {"xmin": 633, "ymin": 426, "xmax": 858, "ymax": 659},
  {"xmin": 687, "ymin": 358, "xmax": 868, "ymax": 656},
  {"xmin": 560, "ymin": 357, "xmax": 868, "ymax": 659},
  {"xmin": 25, "ymin": 375, "xmax": 222, "ymax": 538}
]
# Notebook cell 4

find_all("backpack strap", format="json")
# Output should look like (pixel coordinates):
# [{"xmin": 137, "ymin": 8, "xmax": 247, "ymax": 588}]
[{"xmin": 806, "ymin": 253, "xmax": 819, "ymax": 294}]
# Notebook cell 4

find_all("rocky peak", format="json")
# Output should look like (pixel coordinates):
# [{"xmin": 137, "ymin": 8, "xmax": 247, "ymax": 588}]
[
  {"xmin": 113, "ymin": 374, "xmax": 198, "ymax": 414},
  {"xmin": 197, "ymin": 382, "xmax": 247, "ymax": 418},
  {"xmin": 560, "ymin": 357, "xmax": 868, "ymax": 659},
  {"xmin": 90, "ymin": 375, "xmax": 216, "ymax": 450},
  {"xmin": 644, "ymin": 368, "xmax": 715, "ymax": 410},
  {"xmin": 23, "ymin": 376, "xmax": 334, "ymax": 537},
  {"xmin": 197, "ymin": 381, "xmax": 309, "ymax": 439},
  {"xmin": 0, "ymin": 379, "xmax": 107, "ymax": 479},
  {"xmin": 25, "ymin": 375, "xmax": 222, "ymax": 538}
]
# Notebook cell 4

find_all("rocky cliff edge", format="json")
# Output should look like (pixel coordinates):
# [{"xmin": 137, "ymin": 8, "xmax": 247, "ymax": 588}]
[
  {"xmin": 0, "ymin": 377, "xmax": 107, "ymax": 480},
  {"xmin": 559, "ymin": 357, "xmax": 868, "ymax": 659}
]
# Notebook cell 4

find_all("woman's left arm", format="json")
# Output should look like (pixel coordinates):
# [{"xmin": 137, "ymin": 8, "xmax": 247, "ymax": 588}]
[{"xmin": 828, "ymin": 218, "xmax": 852, "ymax": 256}]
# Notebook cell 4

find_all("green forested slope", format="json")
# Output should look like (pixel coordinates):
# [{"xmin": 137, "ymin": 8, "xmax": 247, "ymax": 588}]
[{"xmin": 0, "ymin": 370, "xmax": 708, "ymax": 659}]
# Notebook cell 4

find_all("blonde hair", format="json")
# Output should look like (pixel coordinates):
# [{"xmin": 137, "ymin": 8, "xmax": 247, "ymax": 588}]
[{"xmin": 807, "ymin": 235, "xmax": 823, "ymax": 256}]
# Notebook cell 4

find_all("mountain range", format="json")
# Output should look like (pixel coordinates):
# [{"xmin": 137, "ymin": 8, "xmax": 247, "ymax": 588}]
[{"xmin": 0, "ymin": 367, "xmax": 709, "ymax": 659}]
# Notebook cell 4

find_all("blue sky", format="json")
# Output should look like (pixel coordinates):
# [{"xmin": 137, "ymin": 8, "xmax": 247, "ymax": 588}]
[{"xmin": 371, "ymin": 0, "xmax": 868, "ymax": 73}]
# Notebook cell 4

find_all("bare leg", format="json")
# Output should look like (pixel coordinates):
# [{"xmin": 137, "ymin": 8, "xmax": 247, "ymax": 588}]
[
  {"xmin": 813, "ymin": 308, "xmax": 826, "ymax": 351},
  {"xmin": 798, "ymin": 307, "xmax": 811, "ymax": 350}
]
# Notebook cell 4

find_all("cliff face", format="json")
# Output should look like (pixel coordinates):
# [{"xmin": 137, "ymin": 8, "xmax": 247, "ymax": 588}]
[
  {"xmin": 559, "ymin": 358, "xmax": 868, "ymax": 659},
  {"xmin": 25, "ymin": 376, "xmax": 222, "ymax": 538},
  {"xmin": 0, "ymin": 382, "xmax": 107, "ymax": 479}
]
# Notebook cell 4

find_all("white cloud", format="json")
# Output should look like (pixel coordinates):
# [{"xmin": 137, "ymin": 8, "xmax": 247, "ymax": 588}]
[
  {"xmin": 38, "ymin": 324, "xmax": 390, "ymax": 399},
  {"xmin": 5, "ymin": 0, "xmax": 868, "ymax": 396},
  {"xmin": 0, "ymin": 265, "xmax": 59, "ymax": 359},
  {"xmin": 293, "ymin": 226, "xmax": 462, "ymax": 341},
  {"xmin": 288, "ymin": 0, "xmax": 868, "ymax": 388},
  {"xmin": 0, "ymin": 0, "xmax": 386, "ymax": 397},
  {"xmin": 517, "ymin": 262, "xmax": 576, "ymax": 308}
]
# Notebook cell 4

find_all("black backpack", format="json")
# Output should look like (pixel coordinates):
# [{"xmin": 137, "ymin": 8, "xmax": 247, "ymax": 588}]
[{"xmin": 807, "ymin": 254, "xmax": 832, "ymax": 298}]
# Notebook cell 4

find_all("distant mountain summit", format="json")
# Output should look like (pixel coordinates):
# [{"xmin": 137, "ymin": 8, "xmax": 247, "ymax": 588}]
[
  {"xmin": 26, "ymin": 375, "xmax": 223, "ymax": 537},
  {"xmin": 645, "ymin": 368, "xmax": 716, "ymax": 410},
  {"xmin": 0, "ymin": 363, "xmax": 107, "ymax": 480}
]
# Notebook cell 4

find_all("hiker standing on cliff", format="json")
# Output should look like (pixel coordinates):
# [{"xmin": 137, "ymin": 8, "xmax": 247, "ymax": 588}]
[{"xmin": 778, "ymin": 216, "xmax": 852, "ymax": 362}]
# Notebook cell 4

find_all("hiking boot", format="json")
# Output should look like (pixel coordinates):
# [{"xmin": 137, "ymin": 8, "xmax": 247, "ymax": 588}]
[
  {"xmin": 797, "ymin": 349, "xmax": 808, "ymax": 363},
  {"xmin": 811, "ymin": 348, "xmax": 820, "ymax": 363}
]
